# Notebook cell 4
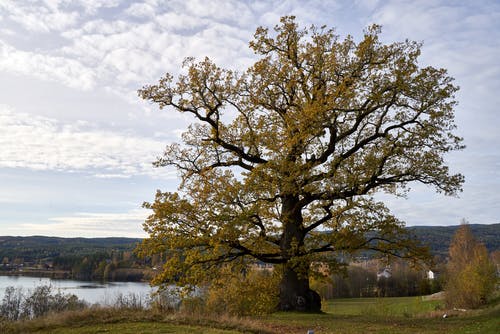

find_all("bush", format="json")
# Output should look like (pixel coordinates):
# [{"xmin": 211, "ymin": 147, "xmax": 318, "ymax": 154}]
[
  {"xmin": 205, "ymin": 265, "xmax": 280, "ymax": 316},
  {"xmin": 0, "ymin": 287, "xmax": 22, "ymax": 321},
  {"xmin": 112, "ymin": 292, "xmax": 147, "ymax": 310},
  {"xmin": 150, "ymin": 286, "xmax": 183, "ymax": 313},
  {"xmin": 0, "ymin": 285, "xmax": 86, "ymax": 320}
]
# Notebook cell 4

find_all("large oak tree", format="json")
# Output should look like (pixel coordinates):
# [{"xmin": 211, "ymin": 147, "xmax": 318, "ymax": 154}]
[{"xmin": 137, "ymin": 17, "xmax": 464, "ymax": 312}]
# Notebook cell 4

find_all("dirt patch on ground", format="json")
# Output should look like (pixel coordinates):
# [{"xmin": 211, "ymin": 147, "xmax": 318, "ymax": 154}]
[{"xmin": 421, "ymin": 291, "xmax": 445, "ymax": 301}]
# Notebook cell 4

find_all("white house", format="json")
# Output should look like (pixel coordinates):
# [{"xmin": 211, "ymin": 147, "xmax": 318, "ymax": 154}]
[
  {"xmin": 426, "ymin": 270, "xmax": 435, "ymax": 280},
  {"xmin": 376, "ymin": 267, "xmax": 391, "ymax": 280}
]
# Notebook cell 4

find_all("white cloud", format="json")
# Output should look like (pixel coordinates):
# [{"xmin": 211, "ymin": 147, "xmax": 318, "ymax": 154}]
[
  {"xmin": 153, "ymin": 11, "xmax": 210, "ymax": 32},
  {"xmin": 179, "ymin": 0, "xmax": 253, "ymax": 25},
  {"xmin": 0, "ymin": 0, "xmax": 297, "ymax": 101},
  {"xmin": 0, "ymin": 0, "xmax": 499, "ymax": 236},
  {"xmin": 369, "ymin": 1, "xmax": 500, "ymax": 51},
  {"xmin": 62, "ymin": 11, "xmax": 253, "ymax": 70},
  {"xmin": 73, "ymin": 0, "xmax": 121, "ymax": 15},
  {"xmin": 62, "ymin": 19, "xmax": 132, "ymax": 37},
  {"xmin": 125, "ymin": 2, "xmax": 157, "ymax": 18},
  {"xmin": 11, "ymin": 209, "xmax": 148, "ymax": 237},
  {"xmin": 52, "ymin": 9, "xmax": 257, "ymax": 101},
  {"xmin": 367, "ymin": 0, "xmax": 500, "ymax": 154},
  {"xmin": 93, "ymin": 173, "xmax": 132, "ymax": 179},
  {"xmin": 0, "ymin": 41, "xmax": 96, "ymax": 90},
  {"xmin": 381, "ymin": 182, "xmax": 500, "ymax": 226},
  {"xmin": 355, "ymin": 0, "xmax": 381, "ymax": 11},
  {"xmin": 0, "ymin": 105, "xmax": 173, "ymax": 178},
  {"xmin": 0, "ymin": 0, "xmax": 80, "ymax": 33}
]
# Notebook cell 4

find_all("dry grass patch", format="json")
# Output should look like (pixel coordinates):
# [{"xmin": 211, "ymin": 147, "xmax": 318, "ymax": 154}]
[
  {"xmin": 1, "ymin": 296, "xmax": 498, "ymax": 334},
  {"xmin": 0, "ymin": 307, "xmax": 294, "ymax": 334}
]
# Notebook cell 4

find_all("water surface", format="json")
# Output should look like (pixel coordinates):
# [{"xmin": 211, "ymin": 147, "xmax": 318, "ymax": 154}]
[{"xmin": 0, "ymin": 275, "xmax": 154, "ymax": 305}]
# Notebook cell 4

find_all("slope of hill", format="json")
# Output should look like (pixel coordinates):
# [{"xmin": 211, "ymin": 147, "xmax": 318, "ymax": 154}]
[
  {"xmin": 0, "ymin": 223, "xmax": 498, "ymax": 264},
  {"xmin": 0, "ymin": 236, "xmax": 141, "ymax": 262},
  {"xmin": 408, "ymin": 223, "xmax": 500, "ymax": 257},
  {"xmin": 0, "ymin": 236, "xmax": 147, "ymax": 281}
]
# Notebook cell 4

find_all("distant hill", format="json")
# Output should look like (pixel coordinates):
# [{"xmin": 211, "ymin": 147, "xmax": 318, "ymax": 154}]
[
  {"xmin": 0, "ymin": 236, "xmax": 149, "ymax": 281},
  {"xmin": 0, "ymin": 236, "xmax": 141, "ymax": 262},
  {"xmin": 407, "ymin": 223, "xmax": 500, "ymax": 257},
  {"xmin": 0, "ymin": 223, "xmax": 498, "ymax": 263}
]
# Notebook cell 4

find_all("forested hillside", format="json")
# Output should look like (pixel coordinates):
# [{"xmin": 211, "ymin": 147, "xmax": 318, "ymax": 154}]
[
  {"xmin": 1, "ymin": 224, "xmax": 498, "ymax": 262},
  {"xmin": 0, "ymin": 224, "xmax": 497, "ymax": 281},
  {"xmin": 0, "ymin": 224, "xmax": 500, "ymax": 262},
  {"xmin": 0, "ymin": 236, "xmax": 140, "ymax": 261},
  {"xmin": 408, "ymin": 223, "xmax": 499, "ymax": 257},
  {"xmin": 0, "ymin": 236, "xmax": 148, "ymax": 281}
]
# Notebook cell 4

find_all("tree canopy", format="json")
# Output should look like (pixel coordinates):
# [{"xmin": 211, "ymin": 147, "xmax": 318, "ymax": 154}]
[{"xmin": 137, "ymin": 16, "xmax": 464, "ymax": 312}]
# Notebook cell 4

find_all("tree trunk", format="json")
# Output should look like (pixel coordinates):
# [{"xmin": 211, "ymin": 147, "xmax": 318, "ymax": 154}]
[
  {"xmin": 278, "ymin": 195, "xmax": 321, "ymax": 312},
  {"xmin": 279, "ymin": 265, "xmax": 322, "ymax": 312}
]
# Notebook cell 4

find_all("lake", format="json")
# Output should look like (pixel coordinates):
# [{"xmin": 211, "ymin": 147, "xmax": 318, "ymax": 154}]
[{"xmin": 0, "ymin": 275, "xmax": 155, "ymax": 305}]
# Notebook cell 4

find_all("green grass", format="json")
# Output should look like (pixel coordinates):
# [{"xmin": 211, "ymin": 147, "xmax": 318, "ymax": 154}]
[
  {"xmin": 323, "ymin": 296, "xmax": 442, "ymax": 317},
  {"xmin": 265, "ymin": 310, "xmax": 500, "ymax": 334},
  {"xmin": 2, "ymin": 296, "xmax": 499, "ymax": 334},
  {"xmin": 263, "ymin": 296, "xmax": 500, "ymax": 334}
]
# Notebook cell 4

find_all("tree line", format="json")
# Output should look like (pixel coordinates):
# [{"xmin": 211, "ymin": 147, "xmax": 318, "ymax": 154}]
[
  {"xmin": 311, "ymin": 259, "xmax": 442, "ymax": 299},
  {"xmin": 0, "ymin": 238, "xmax": 153, "ymax": 282}
]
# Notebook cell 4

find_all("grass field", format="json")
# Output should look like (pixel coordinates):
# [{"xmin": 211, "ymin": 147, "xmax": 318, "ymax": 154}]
[
  {"xmin": 264, "ymin": 297, "xmax": 499, "ymax": 334},
  {"xmin": 2, "ymin": 296, "xmax": 499, "ymax": 333},
  {"xmin": 323, "ymin": 296, "xmax": 442, "ymax": 316}
]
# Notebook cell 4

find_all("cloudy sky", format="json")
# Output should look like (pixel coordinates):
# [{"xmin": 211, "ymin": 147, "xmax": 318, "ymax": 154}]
[{"xmin": 0, "ymin": 0, "xmax": 499, "ymax": 237}]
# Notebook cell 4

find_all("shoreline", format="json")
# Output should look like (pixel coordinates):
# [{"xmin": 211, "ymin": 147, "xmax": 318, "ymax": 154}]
[
  {"xmin": 0, "ymin": 269, "xmax": 70, "ymax": 279},
  {"xmin": 0, "ymin": 270, "xmax": 149, "ymax": 283}
]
